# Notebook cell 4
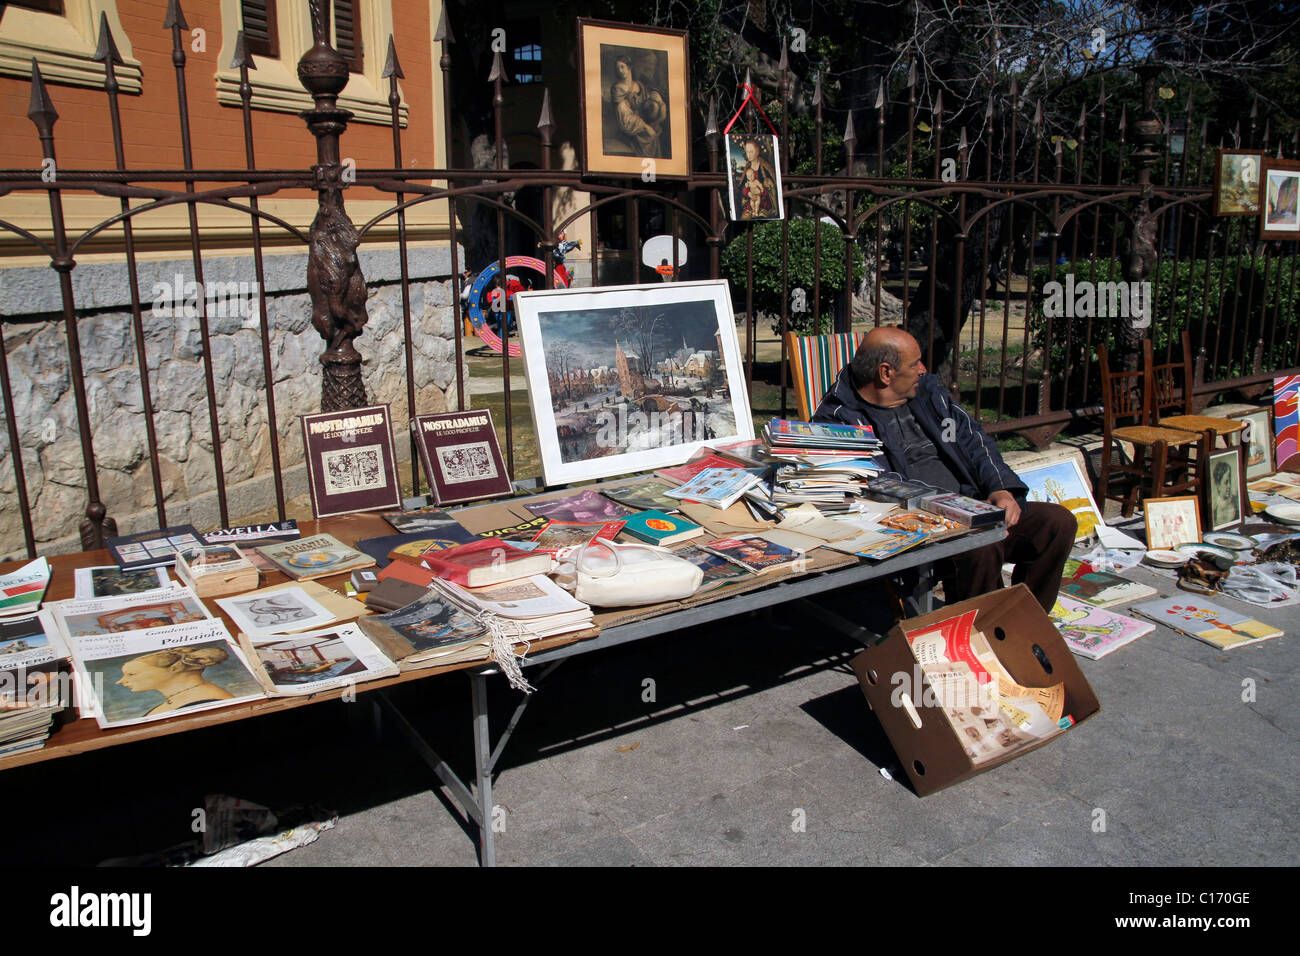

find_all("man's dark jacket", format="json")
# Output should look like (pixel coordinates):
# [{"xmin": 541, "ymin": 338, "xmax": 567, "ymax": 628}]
[{"xmin": 813, "ymin": 368, "xmax": 1028, "ymax": 502}]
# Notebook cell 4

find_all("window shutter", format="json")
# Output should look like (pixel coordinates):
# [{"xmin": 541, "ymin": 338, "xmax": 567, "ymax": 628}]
[
  {"xmin": 333, "ymin": 0, "xmax": 363, "ymax": 74},
  {"xmin": 240, "ymin": 0, "xmax": 279, "ymax": 60}
]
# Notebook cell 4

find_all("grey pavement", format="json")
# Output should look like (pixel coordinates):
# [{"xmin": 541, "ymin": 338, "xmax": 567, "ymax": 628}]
[{"xmin": 6, "ymin": 536, "xmax": 1296, "ymax": 867}]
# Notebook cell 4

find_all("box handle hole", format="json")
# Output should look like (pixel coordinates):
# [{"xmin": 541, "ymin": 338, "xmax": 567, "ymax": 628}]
[
  {"xmin": 1032, "ymin": 643, "xmax": 1053, "ymax": 674},
  {"xmin": 912, "ymin": 759, "xmax": 926, "ymax": 776},
  {"xmin": 993, "ymin": 626, "xmax": 1007, "ymax": 641},
  {"xmin": 866, "ymin": 668, "xmax": 878, "ymax": 685},
  {"xmin": 899, "ymin": 692, "xmax": 922, "ymax": 730}
]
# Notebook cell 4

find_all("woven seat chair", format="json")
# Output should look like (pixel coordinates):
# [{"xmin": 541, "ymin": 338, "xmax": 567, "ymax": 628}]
[
  {"xmin": 1097, "ymin": 341, "xmax": 1201, "ymax": 517},
  {"xmin": 1151, "ymin": 332, "xmax": 1248, "ymax": 450}
]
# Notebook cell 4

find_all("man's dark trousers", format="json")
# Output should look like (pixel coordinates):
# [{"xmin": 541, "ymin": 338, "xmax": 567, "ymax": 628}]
[{"xmin": 940, "ymin": 502, "xmax": 1077, "ymax": 612}]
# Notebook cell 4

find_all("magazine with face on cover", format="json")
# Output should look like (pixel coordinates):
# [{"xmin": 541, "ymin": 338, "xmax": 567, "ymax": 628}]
[{"xmin": 70, "ymin": 618, "xmax": 265, "ymax": 729}]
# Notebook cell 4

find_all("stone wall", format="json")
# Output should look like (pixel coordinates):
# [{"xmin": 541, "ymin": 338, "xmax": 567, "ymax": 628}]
[{"xmin": 0, "ymin": 246, "xmax": 465, "ymax": 560}]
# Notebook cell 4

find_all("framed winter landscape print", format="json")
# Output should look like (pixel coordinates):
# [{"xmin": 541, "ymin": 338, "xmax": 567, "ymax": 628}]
[
  {"xmin": 515, "ymin": 280, "xmax": 754, "ymax": 486},
  {"xmin": 1259, "ymin": 158, "xmax": 1300, "ymax": 241},
  {"xmin": 578, "ymin": 19, "xmax": 691, "ymax": 179},
  {"xmin": 1212, "ymin": 149, "xmax": 1263, "ymax": 217}
]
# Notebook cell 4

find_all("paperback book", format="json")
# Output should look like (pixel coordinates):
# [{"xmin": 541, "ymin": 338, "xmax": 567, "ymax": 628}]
[
  {"xmin": 620, "ymin": 510, "xmax": 704, "ymax": 546},
  {"xmin": 700, "ymin": 536, "xmax": 804, "ymax": 574},
  {"xmin": 105, "ymin": 526, "xmax": 204, "ymax": 571},
  {"xmin": 920, "ymin": 493, "xmax": 1006, "ymax": 528},
  {"xmin": 603, "ymin": 478, "xmax": 682, "ymax": 512},
  {"xmin": 70, "ymin": 618, "xmax": 265, "ymax": 729},
  {"xmin": 530, "ymin": 520, "xmax": 625, "ymax": 553},
  {"xmin": 0, "ymin": 558, "xmax": 51, "ymax": 616},
  {"xmin": 173, "ymin": 545, "xmax": 260, "ymax": 599},
  {"xmin": 1050, "ymin": 595, "xmax": 1156, "ymax": 659},
  {"xmin": 412, "ymin": 409, "xmax": 513, "ymax": 506},
  {"xmin": 1132, "ymin": 596, "xmax": 1284, "ymax": 650},
  {"xmin": 525, "ymin": 488, "xmax": 637, "ymax": 523},
  {"xmin": 255, "ymin": 534, "xmax": 375, "ymax": 581},
  {"xmin": 300, "ymin": 404, "xmax": 402, "ymax": 518},
  {"xmin": 357, "ymin": 590, "xmax": 490, "ymax": 665},
  {"xmin": 355, "ymin": 526, "xmax": 480, "ymax": 567},
  {"xmin": 201, "ymin": 520, "xmax": 300, "ymax": 546},
  {"xmin": 238, "ymin": 623, "xmax": 399, "ymax": 697},
  {"xmin": 0, "ymin": 610, "xmax": 69, "ymax": 673},
  {"xmin": 664, "ymin": 468, "xmax": 761, "ymax": 509},
  {"xmin": 73, "ymin": 566, "xmax": 171, "ymax": 600},
  {"xmin": 52, "ymin": 587, "xmax": 212, "ymax": 640},
  {"xmin": 655, "ymin": 454, "xmax": 758, "ymax": 485},
  {"xmin": 216, "ymin": 585, "xmax": 338, "ymax": 638},
  {"xmin": 380, "ymin": 506, "xmax": 474, "ymax": 536},
  {"xmin": 670, "ymin": 545, "xmax": 754, "ymax": 591}
]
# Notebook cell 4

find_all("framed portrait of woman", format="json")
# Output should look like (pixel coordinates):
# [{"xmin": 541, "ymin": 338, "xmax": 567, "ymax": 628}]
[
  {"xmin": 578, "ymin": 19, "xmax": 691, "ymax": 179},
  {"xmin": 1206, "ymin": 448, "xmax": 1247, "ymax": 531}
]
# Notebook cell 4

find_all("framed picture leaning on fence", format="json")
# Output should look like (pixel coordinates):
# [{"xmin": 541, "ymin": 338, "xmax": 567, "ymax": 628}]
[
  {"xmin": 514, "ymin": 280, "xmax": 753, "ymax": 486},
  {"xmin": 577, "ymin": 19, "xmax": 691, "ymax": 179}
]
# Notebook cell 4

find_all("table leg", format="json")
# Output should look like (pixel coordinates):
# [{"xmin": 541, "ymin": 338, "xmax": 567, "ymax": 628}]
[{"xmin": 471, "ymin": 673, "xmax": 496, "ymax": 867}]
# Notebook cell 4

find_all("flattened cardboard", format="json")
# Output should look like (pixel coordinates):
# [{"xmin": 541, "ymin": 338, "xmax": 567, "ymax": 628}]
[{"xmin": 852, "ymin": 584, "xmax": 1100, "ymax": 796}]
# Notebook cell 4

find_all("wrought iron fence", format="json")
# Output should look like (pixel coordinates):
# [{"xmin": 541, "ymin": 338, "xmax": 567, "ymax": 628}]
[{"xmin": 1, "ymin": 1, "xmax": 1297, "ymax": 561}]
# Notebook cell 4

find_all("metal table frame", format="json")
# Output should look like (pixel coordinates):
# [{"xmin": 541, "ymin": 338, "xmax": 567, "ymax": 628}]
[{"xmin": 373, "ymin": 526, "xmax": 1006, "ymax": 866}]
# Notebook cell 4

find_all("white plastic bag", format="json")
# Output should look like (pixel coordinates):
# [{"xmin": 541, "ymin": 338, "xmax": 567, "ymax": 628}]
[{"xmin": 553, "ymin": 539, "xmax": 703, "ymax": 607}]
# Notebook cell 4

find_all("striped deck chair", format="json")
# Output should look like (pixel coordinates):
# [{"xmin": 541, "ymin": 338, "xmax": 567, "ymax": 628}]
[{"xmin": 784, "ymin": 331, "xmax": 866, "ymax": 421}]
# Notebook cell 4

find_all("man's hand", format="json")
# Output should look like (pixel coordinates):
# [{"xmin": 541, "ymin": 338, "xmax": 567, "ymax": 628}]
[{"xmin": 988, "ymin": 489, "xmax": 1021, "ymax": 527}]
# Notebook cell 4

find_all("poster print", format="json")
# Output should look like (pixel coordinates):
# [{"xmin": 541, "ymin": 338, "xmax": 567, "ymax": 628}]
[
  {"xmin": 412, "ymin": 410, "xmax": 512, "ymax": 506},
  {"xmin": 726, "ymin": 132, "xmax": 784, "ymax": 221},
  {"xmin": 515, "ymin": 280, "xmax": 754, "ymax": 486},
  {"xmin": 578, "ymin": 19, "xmax": 690, "ymax": 179},
  {"xmin": 300, "ymin": 405, "xmax": 401, "ymax": 519},
  {"xmin": 1260, "ymin": 157, "xmax": 1300, "ymax": 241},
  {"xmin": 1212, "ymin": 149, "xmax": 1263, "ymax": 217},
  {"xmin": 1273, "ymin": 374, "xmax": 1300, "ymax": 472}
]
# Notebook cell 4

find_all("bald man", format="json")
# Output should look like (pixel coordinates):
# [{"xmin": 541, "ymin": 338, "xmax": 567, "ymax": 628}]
[{"xmin": 813, "ymin": 328, "xmax": 1075, "ymax": 611}]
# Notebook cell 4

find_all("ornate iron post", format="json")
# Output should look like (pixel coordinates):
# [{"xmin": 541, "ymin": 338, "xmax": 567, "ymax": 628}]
[
  {"xmin": 299, "ymin": 0, "xmax": 370, "ymax": 410},
  {"xmin": 1120, "ymin": 62, "xmax": 1163, "ymax": 369}
]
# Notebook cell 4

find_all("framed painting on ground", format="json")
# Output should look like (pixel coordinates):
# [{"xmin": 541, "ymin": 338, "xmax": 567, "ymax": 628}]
[
  {"xmin": 514, "ymin": 280, "xmax": 753, "ymax": 486},
  {"xmin": 1143, "ymin": 495, "xmax": 1202, "ymax": 550},
  {"xmin": 1206, "ymin": 448, "xmax": 1246, "ymax": 531},
  {"xmin": 1018, "ymin": 457, "xmax": 1104, "ymax": 541},
  {"xmin": 1230, "ymin": 407, "xmax": 1274, "ymax": 480},
  {"xmin": 578, "ymin": 19, "xmax": 691, "ymax": 179}
]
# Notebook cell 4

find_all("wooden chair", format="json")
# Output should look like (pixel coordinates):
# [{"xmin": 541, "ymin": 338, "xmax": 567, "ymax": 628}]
[
  {"xmin": 1097, "ymin": 342, "xmax": 1201, "ymax": 517},
  {"xmin": 783, "ymin": 330, "xmax": 865, "ymax": 421},
  {"xmin": 1149, "ymin": 332, "xmax": 1248, "ymax": 449}
]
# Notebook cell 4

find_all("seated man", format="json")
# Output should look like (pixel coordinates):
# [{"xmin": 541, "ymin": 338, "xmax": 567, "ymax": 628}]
[{"xmin": 813, "ymin": 327, "xmax": 1075, "ymax": 611}]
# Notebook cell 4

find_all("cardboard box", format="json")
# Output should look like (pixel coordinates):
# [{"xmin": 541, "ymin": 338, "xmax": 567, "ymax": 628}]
[{"xmin": 852, "ymin": 584, "xmax": 1100, "ymax": 796}]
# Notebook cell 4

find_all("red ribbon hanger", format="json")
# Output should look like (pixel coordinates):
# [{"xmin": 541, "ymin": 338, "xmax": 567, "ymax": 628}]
[{"xmin": 723, "ymin": 80, "xmax": 780, "ymax": 136}]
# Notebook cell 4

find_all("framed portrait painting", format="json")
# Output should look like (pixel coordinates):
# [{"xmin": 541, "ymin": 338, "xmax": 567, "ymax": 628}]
[
  {"xmin": 514, "ymin": 280, "xmax": 753, "ymax": 486},
  {"xmin": 1260, "ymin": 158, "xmax": 1300, "ymax": 241},
  {"xmin": 726, "ymin": 131, "xmax": 784, "ymax": 221},
  {"xmin": 1230, "ymin": 407, "xmax": 1274, "ymax": 480},
  {"xmin": 578, "ymin": 19, "xmax": 691, "ymax": 179},
  {"xmin": 1206, "ymin": 448, "xmax": 1246, "ymax": 531},
  {"xmin": 1143, "ymin": 495, "xmax": 1201, "ymax": 550},
  {"xmin": 1212, "ymin": 149, "xmax": 1263, "ymax": 217},
  {"xmin": 1018, "ymin": 457, "xmax": 1104, "ymax": 541}
]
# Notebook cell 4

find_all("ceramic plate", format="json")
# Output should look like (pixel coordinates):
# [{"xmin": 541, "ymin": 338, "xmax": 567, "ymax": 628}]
[
  {"xmin": 1174, "ymin": 542, "xmax": 1237, "ymax": 563},
  {"xmin": 1265, "ymin": 503, "xmax": 1300, "ymax": 525},
  {"xmin": 1144, "ymin": 549, "xmax": 1188, "ymax": 567},
  {"xmin": 1202, "ymin": 532, "xmax": 1255, "ymax": 551}
]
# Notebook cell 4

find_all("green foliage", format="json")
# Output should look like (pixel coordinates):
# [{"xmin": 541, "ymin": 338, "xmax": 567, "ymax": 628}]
[
  {"xmin": 1027, "ymin": 255, "xmax": 1300, "ymax": 407},
  {"xmin": 720, "ymin": 218, "xmax": 865, "ymax": 335}
]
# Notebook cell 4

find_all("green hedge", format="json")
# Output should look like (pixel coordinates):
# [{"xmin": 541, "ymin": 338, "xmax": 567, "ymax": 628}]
[
  {"xmin": 721, "ymin": 218, "xmax": 865, "ymax": 335},
  {"xmin": 1026, "ymin": 256, "xmax": 1300, "ymax": 407}
]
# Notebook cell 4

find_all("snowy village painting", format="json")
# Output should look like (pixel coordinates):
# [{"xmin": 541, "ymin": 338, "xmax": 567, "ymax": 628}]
[{"xmin": 515, "ymin": 281, "xmax": 753, "ymax": 485}]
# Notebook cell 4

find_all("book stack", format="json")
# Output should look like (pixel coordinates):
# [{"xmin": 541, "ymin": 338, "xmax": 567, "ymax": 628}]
[
  {"xmin": 438, "ymin": 575, "xmax": 594, "ymax": 640},
  {"xmin": 420, "ymin": 539, "xmax": 553, "ymax": 587},
  {"xmin": 762, "ymin": 420, "xmax": 883, "ymax": 458},
  {"xmin": 0, "ymin": 610, "xmax": 69, "ymax": 757},
  {"xmin": 664, "ymin": 468, "xmax": 761, "ymax": 510},
  {"xmin": 173, "ymin": 545, "xmax": 260, "ymax": 598}
]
